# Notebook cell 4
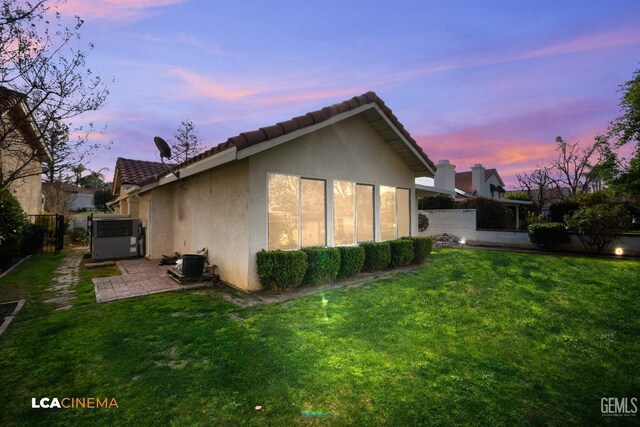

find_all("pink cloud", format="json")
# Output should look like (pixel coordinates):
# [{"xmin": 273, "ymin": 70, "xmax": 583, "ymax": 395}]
[
  {"xmin": 165, "ymin": 67, "xmax": 259, "ymax": 101},
  {"xmin": 522, "ymin": 28, "xmax": 640, "ymax": 59},
  {"xmin": 55, "ymin": 0, "xmax": 186, "ymax": 22}
]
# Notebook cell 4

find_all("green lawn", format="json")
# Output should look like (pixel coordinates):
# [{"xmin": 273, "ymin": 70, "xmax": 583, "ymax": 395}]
[{"xmin": 0, "ymin": 249, "xmax": 638, "ymax": 426}]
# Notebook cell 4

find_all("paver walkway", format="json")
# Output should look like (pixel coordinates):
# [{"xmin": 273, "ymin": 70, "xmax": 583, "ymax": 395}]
[
  {"xmin": 43, "ymin": 248, "xmax": 84, "ymax": 311},
  {"xmin": 93, "ymin": 258, "xmax": 208, "ymax": 303}
]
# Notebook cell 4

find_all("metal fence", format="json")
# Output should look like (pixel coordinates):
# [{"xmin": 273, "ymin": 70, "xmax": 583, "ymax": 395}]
[{"xmin": 28, "ymin": 214, "xmax": 64, "ymax": 254}]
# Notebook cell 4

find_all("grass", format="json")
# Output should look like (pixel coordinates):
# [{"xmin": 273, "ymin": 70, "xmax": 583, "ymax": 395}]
[{"xmin": 0, "ymin": 249, "xmax": 638, "ymax": 425}]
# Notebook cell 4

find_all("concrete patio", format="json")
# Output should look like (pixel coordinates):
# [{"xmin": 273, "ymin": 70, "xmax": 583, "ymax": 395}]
[{"xmin": 93, "ymin": 258, "xmax": 209, "ymax": 303}]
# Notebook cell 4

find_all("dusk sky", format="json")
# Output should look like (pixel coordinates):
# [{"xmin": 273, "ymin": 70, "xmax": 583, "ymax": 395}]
[{"xmin": 55, "ymin": 0, "xmax": 640, "ymax": 186}]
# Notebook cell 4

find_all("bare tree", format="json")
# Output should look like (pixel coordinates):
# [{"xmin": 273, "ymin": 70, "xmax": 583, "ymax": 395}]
[
  {"xmin": 171, "ymin": 119, "xmax": 202, "ymax": 163},
  {"xmin": 1, "ymin": 0, "xmax": 111, "ymax": 189},
  {"xmin": 548, "ymin": 136, "xmax": 603, "ymax": 201},
  {"xmin": 516, "ymin": 166, "xmax": 553, "ymax": 211},
  {"xmin": 42, "ymin": 181, "xmax": 72, "ymax": 214}
]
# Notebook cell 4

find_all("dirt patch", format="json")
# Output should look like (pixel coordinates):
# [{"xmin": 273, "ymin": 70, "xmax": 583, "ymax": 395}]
[{"xmin": 206, "ymin": 263, "xmax": 426, "ymax": 308}]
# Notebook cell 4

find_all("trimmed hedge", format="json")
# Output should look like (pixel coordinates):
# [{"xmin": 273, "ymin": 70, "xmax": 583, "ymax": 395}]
[
  {"xmin": 360, "ymin": 242, "xmax": 391, "ymax": 272},
  {"xmin": 256, "ymin": 250, "xmax": 308, "ymax": 289},
  {"xmin": 419, "ymin": 194, "xmax": 455, "ymax": 210},
  {"xmin": 528, "ymin": 222, "xmax": 570, "ymax": 251},
  {"xmin": 389, "ymin": 239, "xmax": 414, "ymax": 267},
  {"xmin": 403, "ymin": 236, "xmax": 433, "ymax": 263},
  {"xmin": 303, "ymin": 247, "xmax": 340, "ymax": 285},
  {"xmin": 337, "ymin": 246, "xmax": 365, "ymax": 278},
  {"xmin": 457, "ymin": 196, "xmax": 507, "ymax": 229}
]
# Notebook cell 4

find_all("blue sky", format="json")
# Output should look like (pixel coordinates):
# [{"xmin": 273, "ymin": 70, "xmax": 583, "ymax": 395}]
[{"xmin": 55, "ymin": 0, "xmax": 640, "ymax": 185}]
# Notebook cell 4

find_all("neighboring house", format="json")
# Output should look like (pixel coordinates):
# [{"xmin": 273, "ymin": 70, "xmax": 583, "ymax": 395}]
[
  {"xmin": 112, "ymin": 91, "xmax": 436, "ymax": 291},
  {"xmin": 416, "ymin": 160, "xmax": 531, "ymax": 228},
  {"xmin": 42, "ymin": 181, "xmax": 97, "ymax": 211},
  {"xmin": 109, "ymin": 158, "xmax": 170, "ymax": 216},
  {"xmin": 0, "ymin": 86, "xmax": 48, "ymax": 214}
]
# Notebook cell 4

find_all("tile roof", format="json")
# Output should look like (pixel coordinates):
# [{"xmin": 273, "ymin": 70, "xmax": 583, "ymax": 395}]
[
  {"xmin": 157, "ymin": 91, "xmax": 436, "ymax": 179},
  {"xmin": 42, "ymin": 182, "xmax": 98, "ymax": 194},
  {"xmin": 0, "ymin": 86, "xmax": 26, "ymax": 113},
  {"xmin": 455, "ymin": 169, "xmax": 497, "ymax": 194},
  {"xmin": 115, "ymin": 158, "xmax": 170, "ymax": 186}
]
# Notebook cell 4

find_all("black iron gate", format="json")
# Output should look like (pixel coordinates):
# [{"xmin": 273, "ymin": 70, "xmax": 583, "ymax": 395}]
[{"xmin": 28, "ymin": 214, "xmax": 65, "ymax": 254}]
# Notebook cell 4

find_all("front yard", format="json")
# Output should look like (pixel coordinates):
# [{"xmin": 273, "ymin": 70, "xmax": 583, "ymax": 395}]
[{"xmin": 0, "ymin": 249, "xmax": 638, "ymax": 425}]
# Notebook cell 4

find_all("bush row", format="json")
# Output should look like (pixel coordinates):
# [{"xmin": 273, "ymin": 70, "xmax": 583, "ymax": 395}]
[{"xmin": 257, "ymin": 237, "xmax": 433, "ymax": 289}]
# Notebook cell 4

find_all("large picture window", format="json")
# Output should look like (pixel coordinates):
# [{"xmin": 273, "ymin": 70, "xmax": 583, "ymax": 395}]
[
  {"xmin": 380, "ymin": 185, "xmax": 396, "ymax": 241},
  {"xmin": 268, "ymin": 174, "xmax": 326, "ymax": 250},
  {"xmin": 356, "ymin": 184, "xmax": 374, "ymax": 242},
  {"xmin": 301, "ymin": 179, "xmax": 326, "ymax": 247},
  {"xmin": 268, "ymin": 174, "xmax": 299, "ymax": 250},
  {"xmin": 397, "ymin": 188, "xmax": 410, "ymax": 238},
  {"xmin": 333, "ymin": 180, "xmax": 355, "ymax": 245}
]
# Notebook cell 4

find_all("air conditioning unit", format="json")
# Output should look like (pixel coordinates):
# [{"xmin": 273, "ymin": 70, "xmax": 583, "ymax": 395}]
[{"xmin": 91, "ymin": 217, "xmax": 140, "ymax": 260}]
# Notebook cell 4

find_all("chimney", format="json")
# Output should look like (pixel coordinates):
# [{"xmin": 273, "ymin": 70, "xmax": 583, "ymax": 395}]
[
  {"xmin": 471, "ymin": 163, "xmax": 486, "ymax": 196},
  {"xmin": 434, "ymin": 160, "xmax": 456, "ymax": 193}
]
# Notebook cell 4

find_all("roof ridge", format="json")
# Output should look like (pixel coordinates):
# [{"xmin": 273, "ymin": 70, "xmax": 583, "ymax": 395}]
[{"xmin": 161, "ymin": 91, "xmax": 435, "ymax": 175}]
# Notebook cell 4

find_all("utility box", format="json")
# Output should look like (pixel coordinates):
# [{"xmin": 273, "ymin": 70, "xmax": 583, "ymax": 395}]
[{"xmin": 91, "ymin": 217, "xmax": 140, "ymax": 260}]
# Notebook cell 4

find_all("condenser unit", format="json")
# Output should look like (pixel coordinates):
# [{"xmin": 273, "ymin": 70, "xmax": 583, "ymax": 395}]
[{"xmin": 91, "ymin": 217, "xmax": 140, "ymax": 260}]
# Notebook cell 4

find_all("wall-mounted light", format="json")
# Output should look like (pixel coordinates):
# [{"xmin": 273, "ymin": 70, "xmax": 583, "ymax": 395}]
[{"xmin": 614, "ymin": 247, "xmax": 624, "ymax": 256}]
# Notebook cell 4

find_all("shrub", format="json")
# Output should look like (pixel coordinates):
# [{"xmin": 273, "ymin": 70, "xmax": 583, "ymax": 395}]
[
  {"xmin": 403, "ymin": 236, "xmax": 433, "ymax": 263},
  {"xmin": 0, "ymin": 190, "xmax": 28, "ymax": 262},
  {"xmin": 418, "ymin": 213, "xmax": 429, "ymax": 232},
  {"xmin": 302, "ymin": 247, "xmax": 340, "ymax": 285},
  {"xmin": 419, "ymin": 195, "xmax": 455, "ymax": 210},
  {"xmin": 21, "ymin": 223, "xmax": 46, "ymax": 254},
  {"xmin": 528, "ymin": 222, "xmax": 570, "ymax": 251},
  {"xmin": 565, "ymin": 205, "xmax": 631, "ymax": 253},
  {"xmin": 548, "ymin": 201, "xmax": 580, "ymax": 223},
  {"xmin": 457, "ymin": 197, "xmax": 507, "ymax": 229},
  {"xmin": 503, "ymin": 191, "xmax": 532, "ymax": 201},
  {"xmin": 389, "ymin": 239, "xmax": 414, "ymax": 267},
  {"xmin": 337, "ymin": 246, "xmax": 365, "ymax": 278},
  {"xmin": 360, "ymin": 242, "xmax": 391, "ymax": 272},
  {"xmin": 256, "ymin": 250, "xmax": 308, "ymax": 289}
]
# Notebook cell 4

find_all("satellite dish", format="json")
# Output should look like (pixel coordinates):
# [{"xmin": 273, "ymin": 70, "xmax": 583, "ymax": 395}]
[{"xmin": 154, "ymin": 136, "xmax": 172, "ymax": 159}]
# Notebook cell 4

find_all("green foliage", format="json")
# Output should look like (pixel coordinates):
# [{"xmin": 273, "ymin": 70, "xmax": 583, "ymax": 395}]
[
  {"xmin": 503, "ymin": 191, "xmax": 531, "ymax": 201},
  {"xmin": 528, "ymin": 222, "xmax": 570, "ymax": 251},
  {"xmin": 302, "ymin": 247, "xmax": 340, "ymax": 285},
  {"xmin": 0, "ymin": 190, "xmax": 28, "ymax": 262},
  {"xmin": 360, "ymin": 242, "xmax": 391, "ymax": 272},
  {"xmin": 419, "ymin": 195, "xmax": 455, "ymax": 210},
  {"xmin": 93, "ymin": 190, "xmax": 113, "ymax": 211},
  {"xmin": 21, "ymin": 224, "xmax": 46, "ymax": 255},
  {"xmin": 457, "ymin": 197, "xmax": 507, "ymax": 229},
  {"xmin": 337, "ymin": 246, "xmax": 365, "ymax": 278},
  {"xmin": 548, "ymin": 201, "xmax": 580, "ymax": 223},
  {"xmin": 256, "ymin": 250, "xmax": 308, "ymax": 289},
  {"xmin": 403, "ymin": 236, "xmax": 433, "ymax": 263},
  {"xmin": 565, "ymin": 205, "xmax": 631, "ymax": 253},
  {"xmin": 389, "ymin": 239, "xmax": 414, "ymax": 267},
  {"xmin": 418, "ymin": 213, "xmax": 429, "ymax": 232}
]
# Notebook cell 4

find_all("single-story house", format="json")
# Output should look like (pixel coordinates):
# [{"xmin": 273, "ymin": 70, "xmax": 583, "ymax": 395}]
[
  {"xmin": 112, "ymin": 92, "xmax": 436, "ymax": 291},
  {"xmin": 0, "ymin": 86, "xmax": 48, "ymax": 214}
]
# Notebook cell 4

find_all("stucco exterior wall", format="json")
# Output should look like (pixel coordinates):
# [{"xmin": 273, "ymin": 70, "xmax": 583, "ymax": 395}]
[
  {"xmin": 157, "ymin": 160, "xmax": 251, "ymax": 289},
  {"xmin": 1, "ymin": 137, "xmax": 42, "ymax": 215},
  {"xmin": 247, "ymin": 114, "xmax": 418, "ymax": 290}
]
